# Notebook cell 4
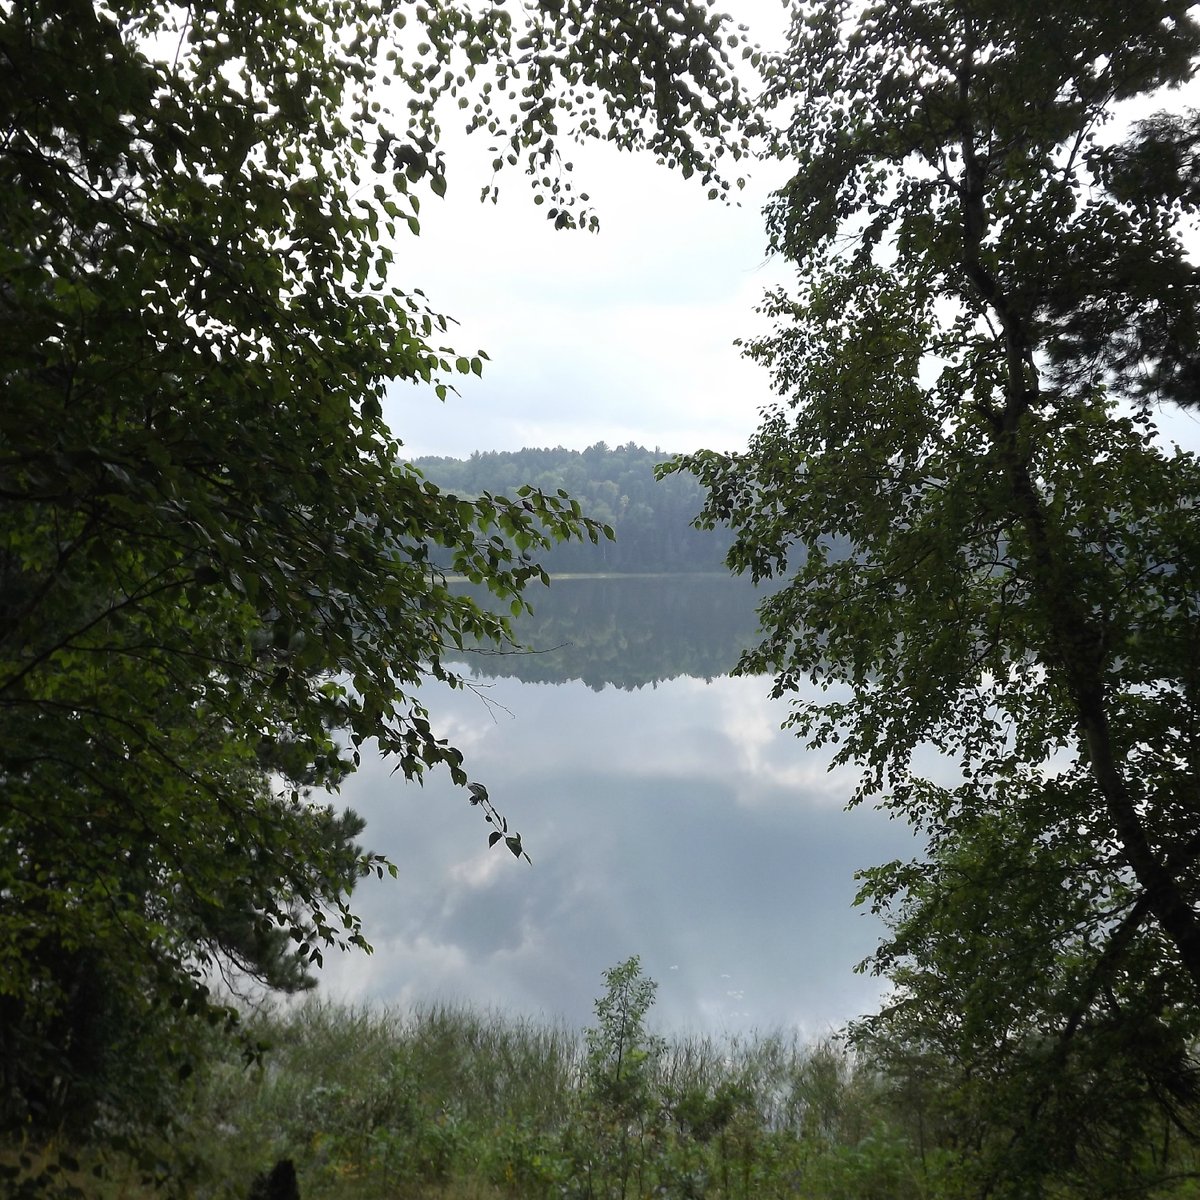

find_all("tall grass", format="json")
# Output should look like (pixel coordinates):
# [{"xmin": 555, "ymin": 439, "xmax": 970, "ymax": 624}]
[
  {"xmin": 152, "ymin": 997, "xmax": 926, "ymax": 1200},
  {"xmin": 11, "ymin": 994, "xmax": 1200, "ymax": 1198}
]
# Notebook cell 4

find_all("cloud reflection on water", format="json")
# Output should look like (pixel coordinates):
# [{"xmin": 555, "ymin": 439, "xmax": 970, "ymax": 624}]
[{"xmin": 318, "ymin": 666, "xmax": 921, "ymax": 1039}]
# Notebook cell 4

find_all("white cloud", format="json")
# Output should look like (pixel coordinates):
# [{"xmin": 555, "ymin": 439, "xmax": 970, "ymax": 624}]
[{"xmin": 381, "ymin": 113, "xmax": 791, "ymax": 459}]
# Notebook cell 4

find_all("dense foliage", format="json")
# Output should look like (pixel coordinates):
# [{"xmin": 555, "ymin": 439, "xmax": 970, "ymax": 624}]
[
  {"xmin": 417, "ymin": 443, "xmax": 734, "ymax": 574},
  {"xmin": 668, "ymin": 1, "xmax": 1200, "ymax": 1194},
  {"xmin": 0, "ymin": 0, "xmax": 752, "ymax": 1175}
]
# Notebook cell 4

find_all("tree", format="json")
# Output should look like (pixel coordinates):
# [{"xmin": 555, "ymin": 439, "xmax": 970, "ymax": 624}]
[
  {"xmin": 578, "ymin": 956, "xmax": 666, "ymax": 1200},
  {"xmin": 0, "ymin": 0, "xmax": 750, "ymax": 1168},
  {"xmin": 668, "ymin": 1, "xmax": 1200, "ymax": 1192}
]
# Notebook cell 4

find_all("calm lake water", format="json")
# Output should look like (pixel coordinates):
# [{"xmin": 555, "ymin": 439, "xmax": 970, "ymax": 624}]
[{"xmin": 318, "ymin": 576, "xmax": 922, "ymax": 1038}]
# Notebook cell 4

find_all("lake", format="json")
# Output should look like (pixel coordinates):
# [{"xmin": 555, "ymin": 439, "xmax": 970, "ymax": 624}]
[{"xmin": 317, "ymin": 576, "xmax": 922, "ymax": 1038}]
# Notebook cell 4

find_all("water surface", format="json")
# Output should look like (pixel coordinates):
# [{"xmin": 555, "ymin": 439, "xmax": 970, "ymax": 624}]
[{"xmin": 320, "ymin": 577, "xmax": 922, "ymax": 1036}]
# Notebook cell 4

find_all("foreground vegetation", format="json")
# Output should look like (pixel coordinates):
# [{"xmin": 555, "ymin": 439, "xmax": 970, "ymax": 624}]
[{"xmin": 11, "ymin": 959, "xmax": 1200, "ymax": 1200}]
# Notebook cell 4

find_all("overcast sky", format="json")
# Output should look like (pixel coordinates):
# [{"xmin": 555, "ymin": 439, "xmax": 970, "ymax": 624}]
[
  {"xmin": 381, "ymin": 2, "xmax": 793, "ymax": 460},
  {"xmin": 381, "ymin": 151, "xmax": 793, "ymax": 460}
]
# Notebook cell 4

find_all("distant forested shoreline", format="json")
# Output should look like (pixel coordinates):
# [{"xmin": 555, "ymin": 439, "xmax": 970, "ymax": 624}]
[{"xmin": 414, "ymin": 442, "xmax": 732, "ymax": 575}]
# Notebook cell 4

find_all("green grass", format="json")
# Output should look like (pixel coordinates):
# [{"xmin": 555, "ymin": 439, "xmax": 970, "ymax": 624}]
[
  {"xmin": 9, "ymin": 995, "xmax": 1200, "ymax": 1199},
  {"xmin": 99, "ymin": 998, "xmax": 934, "ymax": 1199}
]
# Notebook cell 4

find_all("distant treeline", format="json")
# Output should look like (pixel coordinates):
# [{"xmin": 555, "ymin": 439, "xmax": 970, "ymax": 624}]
[{"xmin": 414, "ymin": 442, "xmax": 732, "ymax": 574}]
